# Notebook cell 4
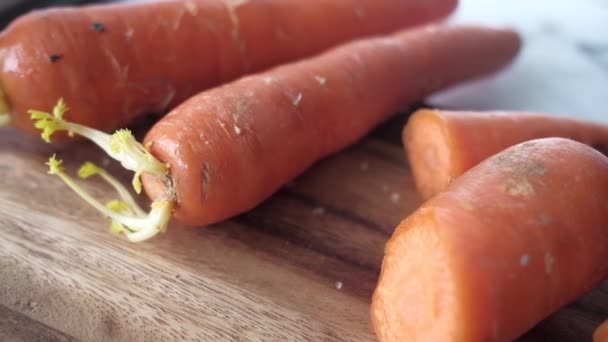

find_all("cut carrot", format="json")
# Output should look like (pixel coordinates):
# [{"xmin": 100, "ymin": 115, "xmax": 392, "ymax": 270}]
[
  {"xmin": 404, "ymin": 109, "xmax": 608, "ymax": 198},
  {"xmin": 35, "ymin": 24, "xmax": 520, "ymax": 240},
  {"xmin": 0, "ymin": 0, "xmax": 458, "ymax": 138},
  {"xmin": 372, "ymin": 137, "xmax": 608, "ymax": 341},
  {"xmin": 595, "ymin": 320, "xmax": 608, "ymax": 342}
]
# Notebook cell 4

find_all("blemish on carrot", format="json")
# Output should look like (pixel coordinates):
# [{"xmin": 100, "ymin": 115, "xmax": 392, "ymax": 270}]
[
  {"xmin": 263, "ymin": 76, "xmax": 275, "ymax": 85},
  {"xmin": 351, "ymin": 53, "xmax": 363, "ymax": 66},
  {"xmin": 274, "ymin": 28, "xmax": 289, "ymax": 41},
  {"xmin": 354, "ymin": 7, "xmax": 366, "ymax": 18},
  {"xmin": 125, "ymin": 28, "xmax": 134, "ymax": 40},
  {"xmin": 171, "ymin": 7, "xmax": 188, "ymax": 31},
  {"xmin": 49, "ymin": 54, "xmax": 63, "ymax": 63},
  {"xmin": 520, "ymin": 255, "xmax": 531, "ymax": 266},
  {"xmin": 292, "ymin": 93, "xmax": 303, "ymax": 107},
  {"xmin": 390, "ymin": 192, "xmax": 401, "ymax": 203},
  {"xmin": 544, "ymin": 252, "xmax": 555, "ymax": 274},
  {"xmin": 226, "ymin": 0, "xmax": 249, "ymax": 69},
  {"xmin": 201, "ymin": 162, "xmax": 211, "ymax": 201},
  {"xmin": 460, "ymin": 200, "xmax": 475, "ymax": 211},
  {"xmin": 335, "ymin": 281, "xmax": 343, "ymax": 290},
  {"xmin": 530, "ymin": 163, "xmax": 546, "ymax": 175},
  {"xmin": 102, "ymin": 47, "xmax": 129, "ymax": 82},
  {"xmin": 217, "ymin": 119, "xmax": 230, "ymax": 135},
  {"xmin": 90, "ymin": 22, "xmax": 106, "ymax": 33},
  {"xmin": 503, "ymin": 178, "xmax": 534, "ymax": 197},
  {"xmin": 312, "ymin": 207, "xmax": 326, "ymax": 215},
  {"xmin": 185, "ymin": 0, "xmax": 198, "ymax": 15},
  {"xmin": 314, "ymin": 75, "xmax": 327, "ymax": 86},
  {"xmin": 540, "ymin": 214, "xmax": 552, "ymax": 225}
]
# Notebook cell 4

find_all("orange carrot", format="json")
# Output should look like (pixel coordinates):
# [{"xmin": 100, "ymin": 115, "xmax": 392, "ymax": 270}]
[
  {"xmin": 35, "ymin": 24, "xmax": 521, "ymax": 241},
  {"xmin": 372, "ymin": 137, "xmax": 608, "ymax": 342},
  {"xmin": 595, "ymin": 320, "xmax": 608, "ymax": 342},
  {"xmin": 403, "ymin": 109, "xmax": 608, "ymax": 199},
  {"xmin": 142, "ymin": 24, "xmax": 520, "ymax": 227},
  {"xmin": 0, "ymin": 0, "xmax": 458, "ymax": 137}
]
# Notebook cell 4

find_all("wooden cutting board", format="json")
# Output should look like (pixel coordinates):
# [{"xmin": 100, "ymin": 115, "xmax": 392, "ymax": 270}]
[{"xmin": 1, "ymin": 108, "xmax": 607, "ymax": 342}]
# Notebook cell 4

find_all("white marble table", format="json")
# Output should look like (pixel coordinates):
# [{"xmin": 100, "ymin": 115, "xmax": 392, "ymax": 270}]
[{"xmin": 432, "ymin": 0, "xmax": 608, "ymax": 123}]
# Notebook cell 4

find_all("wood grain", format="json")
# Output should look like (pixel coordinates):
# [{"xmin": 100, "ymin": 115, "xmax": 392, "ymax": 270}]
[
  {"xmin": 0, "ymin": 304, "xmax": 77, "ymax": 342},
  {"xmin": 1, "ymin": 109, "xmax": 608, "ymax": 341}
]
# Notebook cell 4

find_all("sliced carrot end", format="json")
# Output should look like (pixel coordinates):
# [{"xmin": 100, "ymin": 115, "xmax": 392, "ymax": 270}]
[
  {"xmin": 404, "ymin": 109, "xmax": 454, "ymax": 199},
  {"xmin": 372, "ymin": 210, "xmax": 463, "ymax": 341}
]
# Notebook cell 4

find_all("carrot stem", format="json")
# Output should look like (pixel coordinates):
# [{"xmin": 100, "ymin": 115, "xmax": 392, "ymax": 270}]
[{"xmin": 78, "ymin": 162, "xmax": 147, "ymax": 217}]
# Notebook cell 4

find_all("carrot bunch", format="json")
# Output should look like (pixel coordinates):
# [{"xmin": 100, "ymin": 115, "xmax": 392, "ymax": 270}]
[
  {"xmin": 10, "ymin": 0, "xmax": 603, "ymax": 340},
  {"xmin": 19, "ymin": 0, "xmax": 522, "ymax": 242}
]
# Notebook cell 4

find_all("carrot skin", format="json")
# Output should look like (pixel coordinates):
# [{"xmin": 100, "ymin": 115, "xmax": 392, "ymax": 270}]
[
  {"xmin": 0, "ymin": 0, "xmax": 458, "ymax": 137},
  {"xmin": 372, "ymin": 137, "xmax": 608, "ymax": 341},
  {"xmin": 141, "ymin": 24, "xmax": 521, "ymax": 226},
  {"xmin": 595, "ymin": 320, "xmax": 608, "ymax": 342},
  {"xmin": 404, "ymin": 109, "xmax": 608, "ymax": 199}
]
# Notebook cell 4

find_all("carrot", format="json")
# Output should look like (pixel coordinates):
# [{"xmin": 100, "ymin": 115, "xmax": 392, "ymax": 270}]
[
  {"xmin": 35, "ymin": 24, "xmax": 521, "ymax": 241},
  {"xmin": 0, "ymin": 0, "xmax": 458, "ymax": 137},
  {"xmin": 404, "ymin": 109, "xmax": 608, "ymax": 199},
  {"xmin": 595, "ymin": 320, "xmax": 608, "ymax": 342},
  {"xmin": 371, "ymin": 137, "xmax": 608, "ymax": 342}
]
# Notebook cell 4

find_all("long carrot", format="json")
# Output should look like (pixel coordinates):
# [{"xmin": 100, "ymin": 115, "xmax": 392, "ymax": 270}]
[
  {"xmin": 403, "ymin": 109, "xmax": 608, "ymax": 199},
  {"xmin": 372, "ymin": 137, "xmax": 608, "ymax": 341},
  {"xmin": 0, "ymin": 0, "xmax": 458, "ymax": 137},
  {"xmin": 34, "ymin": 24, "xmax": 520, "ymax": 241},
  {"xmin": 595, "ymin": 320, "xmax": 608, "ymax": 342}
]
